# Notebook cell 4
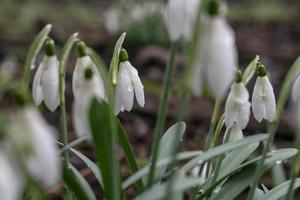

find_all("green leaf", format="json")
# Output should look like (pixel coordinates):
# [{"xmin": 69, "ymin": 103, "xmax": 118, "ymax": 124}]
[
  {"xmin": 115, "ymin": 118, "xmax": 143, "ymax": 189},
  {"xmin": 155, "ymin": 122, "xmax": 186, "ymax": 180},
  {"xmin": 181, "ymin": 134, "xmax": 268, "ymax": 172},
  {"xmin": 70, "ymin": 148, "xmax": 104, "ymax": 188},
  {"xmin": 63, "ymin": 163, "xmax": 96, "ymax": 200},
  {"xmin": 89, "ymin": 99, "xmax": 121, "ymax": 200},
  {"xmin": 242, "ymin": 55, "xmax": 260, "ymax": 84},
  {"xmin": 257, "ymin": 178, "xmax": 300, "ymax": 200},
  {"xmin": 109, "ymin": 32, "xmax": 126, "ymax": 85},
  {"xmin": 134, "ymin": 173, "xmax": 202, "ymax": 200},
  {"xmin": 22, "ymin": 24, "xmax": 52, "ymax": 88},
  {"xmin": 122, "ymin": 151, "xmax": 202, "ymax": 189},
  {"xmin": 218, "ymin": 142, "xmax": 259, "ymax": 179},
  {"xmin": 209, "ymin": 148, "xmax": 297, "ymax": 200}
]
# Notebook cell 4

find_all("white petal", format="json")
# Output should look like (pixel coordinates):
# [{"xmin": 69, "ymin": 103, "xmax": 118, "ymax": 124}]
[
  {"xmin": 41, "ymin": 56, "xmax": 60, "ymax": 111},
  {"xmin": 205, "ymin": 17, "xmax": 238, "ymax": 98},
  {"xmin": 32, "ymin": 62, "xmax": 44, "ymax": 105},
  {"xmin": 8, "ymin": 107, "xmax": 61, "ymax": 187},
  {"xmin": 115, "ymin": 62, "xmax": 134, "ymax": 113},
  {"xmin": 224, "ymin": 83, "xmax": 250, "ymax": 129},
  {"xmin": 127, "ymin": 62, "xmax": 145, "ymax": 107},
  {"xmin": 164, "ymin": 0, "xmax": 199, "ymax": 41},
  {"xmin": 228, "ymin": 125, "xmax": 244, "ymax": 142},
  {"xmin": 292, "ymin": 73, "xmax": 300, "ymax": 102},
  {"xmin": 252, "ymin": 76, "xmax": 276, "ymax": 122},
  {"xmin": 0, "ymin": 150, "xmax": 24, "ymax": 200}
]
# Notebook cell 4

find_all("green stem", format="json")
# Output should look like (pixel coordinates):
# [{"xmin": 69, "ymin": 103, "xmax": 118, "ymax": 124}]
[
  {"xmin": 147, "ymin": 42, "xmax": 178, "ymax": 187},
  {"xmin": 59, "ymin": 33, "xmax": 79, "ymax": 167},
  {"xmin": 286, "ymin": 128, "xmax": 300, "ymax": 200},
  {"xmin": 204, "ymin": 99, "xmax": 222, "ymax": 150},
  {"xmin": 247, "ymin": 55, "xmax": 300, "ymax": 200},
  {"xmin": 21, "ymin": 24, "xmax": 52, "ymax": 91},
  {"xmin": 211, "ymin": 127, "xmax": 232, "ymax": 186}
]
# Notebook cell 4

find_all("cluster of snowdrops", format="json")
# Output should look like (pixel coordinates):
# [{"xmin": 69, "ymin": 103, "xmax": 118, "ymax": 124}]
[{"xmin": 1, "ymin": 0, "xmax": 300, "ymax": 199}]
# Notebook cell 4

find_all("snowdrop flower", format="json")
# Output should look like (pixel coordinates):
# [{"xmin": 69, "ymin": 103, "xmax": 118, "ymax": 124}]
[
  {"xmin": 115, "ymin": 48, "xmax": 145, "ymax": 115},
  {"xmin": 0, "ymin": 149, "xmax": 24, "ymax": 200},
  {"xmin": 252, "ymin": 64, "xmax": 276, "ymax": 123},
  {"xmin": 32, "ymin": 39, "xmax": 59, "ymax": 111},
  {"xmin": 224, "ymin": 71, "xmax": 251, "ymax": 129},
  {"xmin": 164, "ymin": 0, "xmax": 200, "ymax": 41},
  {"xmin": 191, "ymin": 2, "xmax": 237, "ymax": 98},
  {"xmin": 191, "ymin": 162, "xmax": 209, "ymax": 185},
  {"xmin": 72, "ymin": 42, "xmax": 106, "ymax": 101},
  {"xmin": 223, "ymin": 125, "xmax": 244, "ymax": 143},
  {"xmin": 7, "ymin": 106, "xmax": 61, "ymax": 187},
  {"xmin": 73, "ymin": 68, "xmax": 105, "ymax": 140}
]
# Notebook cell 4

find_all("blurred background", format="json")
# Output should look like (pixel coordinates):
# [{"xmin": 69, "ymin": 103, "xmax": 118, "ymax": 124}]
[{"xmin": 0, "ymin": 0, "xmax": 300, "ymax": 198}]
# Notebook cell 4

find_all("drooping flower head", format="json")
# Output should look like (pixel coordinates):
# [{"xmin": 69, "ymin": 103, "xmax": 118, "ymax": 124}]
[
  {"xmin": 32, "ymin": 39, "xmax": 60, "ymax": 111},
  {"xmin": 191, "ymin": 0, "xmax": 237, "ymax": 98},
  {"xmin": 115, "ymin": 48, "xmax": 145, "ymax": 115},
  {"xmin": 7, "ymin": 105, "xmax": 61, "ymax": 187},
  {"xmin": 73, "ymin": 67, "xmax": 105, "ymax": 140},
  {"xmin": 224, "ymin": 70, "xmax": 251, "ymax": 129},
  {"xmin": 252, "ymin": 63, "xmax": 276, "ymax": 123},
  {"xmin": 164, "ymin": 0, "xmax": 200, "ymax": 41},
  {"xmin": 72, "ymin": 41, "xmax": 106, "ymax": 101}
]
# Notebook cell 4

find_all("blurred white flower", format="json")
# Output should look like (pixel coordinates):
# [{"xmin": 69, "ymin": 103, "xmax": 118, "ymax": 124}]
[
  {"xmin": 72, "ymin": 68, "xmax": 105, "ymax": 140},
  {"xmin": 223, "ymin": 125, "xmax": 244, "ymax": 143},
  {"xmin": 72, "ymin": 55, "xmax": 106, "ymax": 101},
  {"xmin": 0, "ymin": 150, "xmax": 24, "ymax": 200},
  {"xmin": 191, "ymin": 162, "xmax": 208, "ymax": 185},
  {"xmin": 7, "ymin": 106, "xmax": 61, "ymax": 188},
  {"xmin": 191, "ymin": 16, "xmax": 237, "ymax": 98},
  {"xmin": 164, "ymin": 0, "xmax": 200, "ymax": 41},
  {"xmin": 32, "ymin": 55, "xmax": 59, "ymax": 111},
  {"xmin": 224, "ymin": 81, "xmax": 251, "ymax": 129},
  {"xmin": 115, "ymin": 49, "xmax": 145, "ymax": 115},
  {"xmin": 104, "ymin": 8, "xmax": 121, "ymax": 35},
  {"xmin": 252, "ymin": 69, "xmax": 276, "ymax": 123}
]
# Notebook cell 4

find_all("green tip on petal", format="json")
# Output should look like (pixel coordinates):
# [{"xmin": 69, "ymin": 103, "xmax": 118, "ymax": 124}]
[
  {"xmin": 119, "ymin": 48, "xmax": 129, "ymax": 62},
  {"xmin": 84, "ymin": 67, "xmax": 93, "ymax": 80},
  {"xmin": 235, "ymin": 69, "xmax": 243, "ymax": 83},
  {"xmin": 257, "ymin": 63, "xmax": 267, "ymax": 77},
  {"xmin": 45, "ymin": 39, "xmax": 56, "ymax": 56},
  {"xmin": 76, "ymin": 41, "xmax": 88, "ymax": 57},
  {"xmin": 207, "ymin": 0, "xmax": 220, "ymax": 16}
]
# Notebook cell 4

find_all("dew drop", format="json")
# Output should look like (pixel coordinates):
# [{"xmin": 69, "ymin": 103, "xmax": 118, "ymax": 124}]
[{"xmin": 276, "ymin": 160, "xmax": 282, "ymax": 165}]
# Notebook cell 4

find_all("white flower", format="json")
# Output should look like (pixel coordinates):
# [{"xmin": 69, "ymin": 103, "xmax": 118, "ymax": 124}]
[
  {"xmin": 224, "ymin": 125, "xmax": 244, "ymax": 143},
  {"xmin": 252, "ymin": 76, "xmax": 276, "ymax": 123},
  {"xmin": 115, "ymin": 61, "xmax": 145, "ymax": 115},
  {"xmin": 191, "ymin": 17, "xmax": 237, "ymax": 98},
  {"xmin": 7, "ymin": 106, "xmax": 61, "ymax": 187},
  {"xmin": 224, "ymin": 82, "xmax": 251, "ymax": 129},
  {"xmin": 72, "ymin": 55, "xmax": 106, "ymax": 101},
  {"xmin": 191, "ymin": 162, "xmax": 208, "ymax": 185},
  {"xmin": 0, "ymin": 149, "xmax": 24, "ymax": 200},
  {"xmin": 72, "ymin": 68, "xmax": 105, "ymax": 140},
  {"xmin": 32, "ymin": 55, "xmax": 59, "ymax": 111},
  {"xmin": 164, "ymin": 0, "xmax": 200, "ymax": 41}
]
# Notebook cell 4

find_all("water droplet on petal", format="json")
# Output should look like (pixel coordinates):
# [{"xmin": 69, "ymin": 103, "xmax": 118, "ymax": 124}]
[{"xmin": 276, "ymin": 160, "xmax": 282, "ymax": 165}]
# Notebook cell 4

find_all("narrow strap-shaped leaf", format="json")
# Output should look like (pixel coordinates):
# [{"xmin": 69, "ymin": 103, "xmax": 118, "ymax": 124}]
[
  {"xmin": 122, "ymin": 151, "xmax": 202, "ymax": 189},
  {"xmin": 22, "ymin": 24, "xmax": 52, "ymax": 89},
  {"xmin": 208, "ymin": 148, "xmax": 297, "ymax": 200},
  {"xmin": 109, "ymin": 32, "xmax": 126, "ymax": 85},
  {"xmin": 70, "ymin": 148, "xmax": 104, "ymax": 188},
  {"xmin": 115, "ymin": 118, "xmax": 143, "ymax": 189},
  {"xmin": 89, "ymin": 99, "xmax": 122, "ymax": 200},
  {"xmin": 242, "ymin": 55, "xmax": 260, "ymax": 84},
  {"xmin": 258, "ymin": 178, "xmax": 300, "ymax": 200},
  {"xmin": 63, "ymin": 163, "xmax": 96, "ymax": 200}
]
